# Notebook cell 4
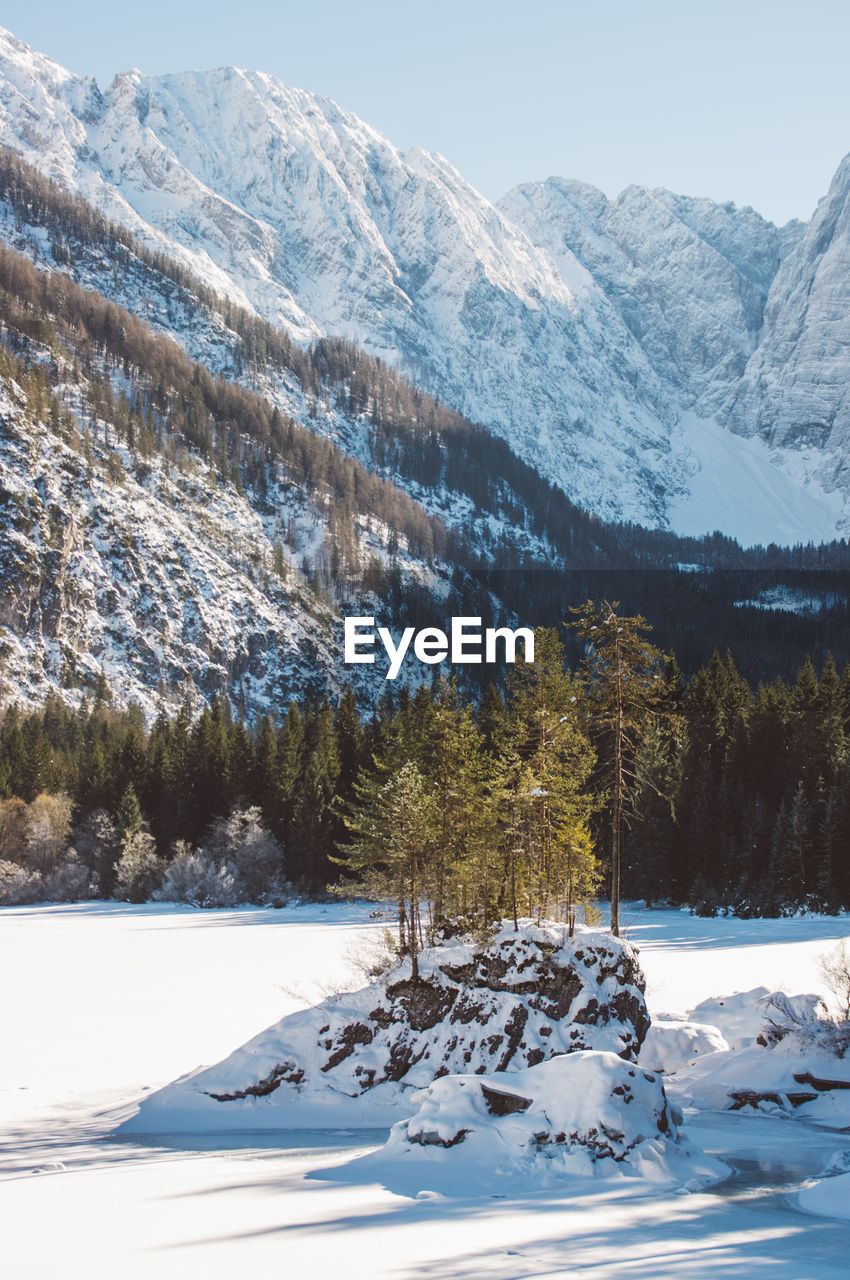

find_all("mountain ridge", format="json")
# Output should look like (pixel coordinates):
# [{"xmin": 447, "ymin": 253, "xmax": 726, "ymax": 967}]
[{"xmin": 1, "ymin": 26, "xmax": 847, "ymax": 542}]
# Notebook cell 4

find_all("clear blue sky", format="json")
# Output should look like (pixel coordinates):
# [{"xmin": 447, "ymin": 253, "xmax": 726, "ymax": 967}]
[{"xmin": 3, "ymin": 0, "xmax": 848, "ymax": 224}]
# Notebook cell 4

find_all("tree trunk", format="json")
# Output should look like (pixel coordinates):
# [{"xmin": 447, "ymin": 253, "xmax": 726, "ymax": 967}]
[{"xmin": 611, "ymin": 633, "xmax": 623, "ymax": 938}]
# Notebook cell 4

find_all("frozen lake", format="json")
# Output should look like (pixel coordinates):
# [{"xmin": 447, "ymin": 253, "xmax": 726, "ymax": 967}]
[{"xmin": 1, "ymin": 901, "xmax": 849, "ymax": 1278}]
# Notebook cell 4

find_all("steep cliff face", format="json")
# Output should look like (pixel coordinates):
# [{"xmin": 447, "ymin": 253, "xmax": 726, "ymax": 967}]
[
  {"xmin": 723, "ymin": 154, "xmax": 850, "ymax": 475},
  {"xmin": 499, "ymin": 178, "xmax": 803, "ymax": 416}
]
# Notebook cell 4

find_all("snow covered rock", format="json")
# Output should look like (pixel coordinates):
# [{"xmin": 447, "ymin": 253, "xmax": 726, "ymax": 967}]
[
  {"xmin": 121, "ymin": 921, "xmax": 650, "ymax": 1132},
  {"xmin": 798, "ymin": 1154, "xmax": 850, "ymax": 1220},
  {"xmin": 354, "ymin": 1052, "xmax": 729, "ymax": 1189},
  {"xmin": 673, "ymin": 1004, "xmax": 850, "ymax": 1127},
  {"xmin": 687, "ymin": 988, "xmax": 774, "ymax": 1050},
  {"xmin": 640, "ymin": 1019, "xmax": 729, "ymax": 1074},
  {"xmin": 798, "ymin": 1170, "xmax": 850, "ymax": 1221}
]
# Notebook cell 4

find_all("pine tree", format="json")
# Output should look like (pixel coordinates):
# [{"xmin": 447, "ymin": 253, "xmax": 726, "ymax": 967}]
[
  {"xmin": 790, "ymin": 657, "xmax": 825, "ymax": 796},
  {"xmin": 425, "ymin": 681, "xmax": 496, "ymax": 932},
  {"xmin": 188, "ymin": 701, "xmax": 231, "ymax": 837},
  {"xmin": 626, "ymin": 716, "xmax": 682, "ymax": 905},
  {"xmin": 336, "ymin": 761, "xmax": 438, "ymax": 980},
  {"xmin": 254, "ymin": 715, "xmax": 280, "ymax": 829},
  {"xmin": 477, "ymin": 683, "xmax": 507, "ymax": 757},
  {"xmin": 0, "ymin": 705, "xmax": 25, "ymax": 800},
  {"xmin": 275, "ymin": 702, "xmax": 306, "ymax": 849},
  {"xmin": 290, "ymin": 704, "xmax": 340, "ymax": 886},
  {"xmin": 116, "ymin": 782, "xmax": 142, "ymax": 839},
  {"xmin": 814, "ymin": 654, "xmax": 845, "ymax": 786},
  {"xmin": 504, "ymin": 628, "xmax": 597, "ymax": 930},
  {"xmin": 570, "ymin": 602, "xmax": 670, "ymax": 936},
  {"xmin": 334, "ymin": 686, "xmax": 365, "ymax": 802}
]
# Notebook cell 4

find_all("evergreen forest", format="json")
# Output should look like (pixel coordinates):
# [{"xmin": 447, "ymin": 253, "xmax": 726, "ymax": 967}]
[{"xmin": 2, "ymin": 613, "xmax": 849, "ymax": 929}]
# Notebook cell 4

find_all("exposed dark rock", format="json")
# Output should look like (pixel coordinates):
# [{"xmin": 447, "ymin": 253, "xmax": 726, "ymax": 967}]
[
  {"xmin": 206, "ymin": 1061, "xmax": 303, "ymax": 1101},
  {"xmin": 495, "ymin": 1005, "xmax": 529, "ymax": 1071},
  {"xmin": 408, "ymin": 1127, "xmax": 469, "ymax": 1148},
  {"xmin": 728, "ymin": 1088, "xmax": 818, "ymax": 1110},
  {"xmin": 480, "ymin": 1084, "xmax": 532, "ymax": 1116},
  {"xmin": 179, "ymin": 922, "xmax": 650, "ymax": 1109},
  {"xmin": 793, "ymin": 1071, "xmax": 850, "ymax": 1092},
  {"xmin": 385, "ymin": 978, "xmax": 458, "ymax": 1031},
  {"xmin": 321, "ymin": 1021, "xmax": 373, "ymax": 1071},
  {"xmin": 384, "ymin": 1040, "xmax": 427, "ymax": 1082}
]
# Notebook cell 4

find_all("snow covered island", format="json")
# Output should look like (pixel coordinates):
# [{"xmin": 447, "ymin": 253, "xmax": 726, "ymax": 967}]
[{"xmin": 122, "ymin": 921, "xmax": 651, "ymax": 1133}]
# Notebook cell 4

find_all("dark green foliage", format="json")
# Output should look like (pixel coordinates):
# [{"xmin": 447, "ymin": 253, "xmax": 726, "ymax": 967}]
[{"xmin": 0, "ymin": 632, "xmax": 848, "ymax": 913}]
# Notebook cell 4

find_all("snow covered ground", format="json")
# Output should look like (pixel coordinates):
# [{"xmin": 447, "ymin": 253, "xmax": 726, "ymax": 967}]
[{"xmin": 1, "ymin": 901, "xmax": 850, "ymax": 1278}]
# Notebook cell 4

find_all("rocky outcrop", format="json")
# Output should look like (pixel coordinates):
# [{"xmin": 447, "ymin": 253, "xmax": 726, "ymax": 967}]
[
  {"xmin": 122, "ymin": 921, "xmax": 650, "ymax": 1132},
  {"xmin": 394, "ymin": 1052, "xmax": 679, "ymax": 1161}
]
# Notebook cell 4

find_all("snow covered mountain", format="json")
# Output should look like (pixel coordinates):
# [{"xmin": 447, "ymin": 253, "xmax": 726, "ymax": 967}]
[
  {"xmin": 498, "ymin": 180, "xmax": 804, "ymax": 419},
  {"xmin": 723, "ymin": 154, "xmax": 850, "ymax": 461},
  {"xmin": 0, "ymin": 26, "xmax": 847, "ymax": 543},
  {"xmin": 0, "ymin": 376, "xmax": 339, "ymax": 720}
]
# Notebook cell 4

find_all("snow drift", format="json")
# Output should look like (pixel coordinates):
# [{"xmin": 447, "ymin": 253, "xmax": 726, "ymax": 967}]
[
  {"xmin": 361, "ymin": 1052, "xmax": 729, "ymax": 1189},
  {"xmin": 121, "ymin": 921, "xmax": 650, "ymax": 1132},
  {"xmin": 674, "ymin": 992, "xmax": 850, "ymax": 1127},
  {"xmin": 640, "ymin": 1018, "xmax": 730, "ymax": 1073}
]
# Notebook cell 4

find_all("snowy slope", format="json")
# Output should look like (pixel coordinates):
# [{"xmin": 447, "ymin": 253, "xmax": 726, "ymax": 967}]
[
  {"xmin": 499, "ymin": 178, "xmax": 802, "ymax": 417},
  {"xmin": 0, "ymin": 377, "xmax": 342, "ymax": 719},
  {"xmin": 501, "ymin": 173, "xmax": 850, "ymax": 538},
  {"xmin": 1, "ymin": 26, "xmax": 847, "ymax": 541}
]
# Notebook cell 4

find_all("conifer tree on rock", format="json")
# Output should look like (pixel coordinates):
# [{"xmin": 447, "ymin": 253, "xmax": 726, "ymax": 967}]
[
  {"xmin": 570, "ymin": 602, "xmax": 671, "ymax": 936},
  {"xmin": 336, "ymin": 761, "xmax": 438, "ymax": 981},
  {"xmin": 502, "ymin": 628, "xmax": 597, "ymax": 932}
]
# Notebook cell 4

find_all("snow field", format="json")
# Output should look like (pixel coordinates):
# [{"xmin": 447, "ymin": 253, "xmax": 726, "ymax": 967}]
[{"xmin": 1, "ymin": 902, "xmax": 849, "ymax": 1278}]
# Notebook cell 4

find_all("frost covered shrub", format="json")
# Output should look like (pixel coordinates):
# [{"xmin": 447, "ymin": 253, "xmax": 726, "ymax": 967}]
[
  {"xmin": 115, "ymin": 830, "xmax": 164, "ymax": 902},
  {"xmin": 818, "ymin": 940, "xmax": 850, "ymax": 1023},
  {"xmin": 72, "ymin": 809, "xmax": 121, "ymax": 898},
  {"xmin": 0, "ymin": 858, "xmax": 43, "ymax": 904},
  {"xmin": 202, "ymin": 806, "xmax": 286, "ymax": 904},
  {"xmin": 43, "ymin": 855, "xmax": 94, "ymax": 902},
  {"xmin": 154, "ymin": 810, "xmax": 287, "ymax": 908},
  {"xmin": 759, "ymin": 990, "xmax": 850, "ymax": 1058},
  {"xmin": 157, "ymin": 845, "xmax": 240, "ymax": 908}
]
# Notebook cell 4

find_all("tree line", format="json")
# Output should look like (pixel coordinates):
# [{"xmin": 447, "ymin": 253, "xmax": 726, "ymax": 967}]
[{"xmin": 2, "ymin": 612, "xmax": 848, "ymax": 926}]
